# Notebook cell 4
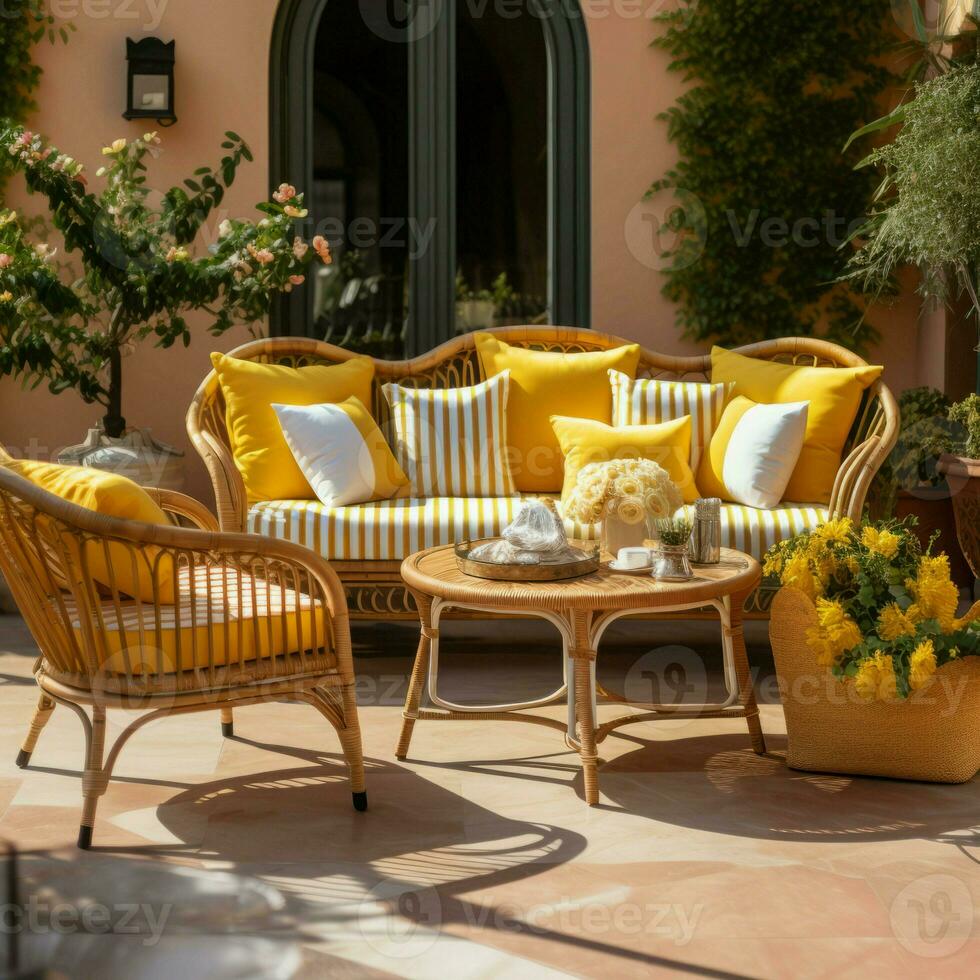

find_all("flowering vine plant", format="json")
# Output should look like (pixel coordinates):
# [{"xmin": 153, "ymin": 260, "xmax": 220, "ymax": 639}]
[
  {"xmin": 764, "ymin": 517, "xmax": 980, "ymax": 701},
  {"xmin": 564, "ymin": 458, "xmax": 682, "ymax": 527},
  {"xmin": 0, "ymin": 123, "xmax": 332, "ymax": 437}
]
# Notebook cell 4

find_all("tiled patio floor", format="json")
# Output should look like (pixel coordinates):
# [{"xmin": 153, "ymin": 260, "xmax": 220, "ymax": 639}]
[{"xmin": 1, "ymin": 614, "xmax": 977, "ymax": 978}]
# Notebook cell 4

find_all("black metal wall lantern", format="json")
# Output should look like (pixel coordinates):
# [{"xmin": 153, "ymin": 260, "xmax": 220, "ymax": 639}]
[{"xmin": 123, "ymin": 37, "xmax": 176, "ymax": 126}]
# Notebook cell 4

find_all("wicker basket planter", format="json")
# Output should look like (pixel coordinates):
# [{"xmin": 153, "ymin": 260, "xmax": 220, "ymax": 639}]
[{"xmin": 769, "ymin": 587, "xmax": 980, "ymax": 783}]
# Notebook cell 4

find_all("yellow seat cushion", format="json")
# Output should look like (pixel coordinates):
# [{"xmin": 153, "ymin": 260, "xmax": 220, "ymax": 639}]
[
  {"xmin": 709, "ymin": 346, "xmax": 883, "ymax": 504},
  {"xmin": 1, "ymin": 456, "xmax": 175, "ymax": 603},
  {"xmin": 212, "ymin": 352, "xmax": 375, "ymax": 503},
  {"xmin": 550, "ymin": 415, "xmax": 699, "ymax": 504},
  {"xmin": 475, "ymin": 333, "xmax": 641, "ymax": 492},
  {"xmin": 64, "ymin": 564, "xmax": 328, "ymax": 676}
]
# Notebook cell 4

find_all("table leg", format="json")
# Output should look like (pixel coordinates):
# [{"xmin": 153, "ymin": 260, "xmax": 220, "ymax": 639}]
[
  {"xmin": 725, "ymin": 591, "xmax": 766, "ymax": 755},
  {"xmin": 396, "ymin": 593, "xmax": 434, "ymax": 760},
  {"xmin": 570, "ymin": 609, "xmax": 600, "ymax": 806}
]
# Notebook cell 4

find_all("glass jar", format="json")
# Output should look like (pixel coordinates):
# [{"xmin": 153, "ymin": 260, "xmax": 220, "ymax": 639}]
[{"xmin": 652, "ymin": 543, "xmax": 693, "ymax": 582}]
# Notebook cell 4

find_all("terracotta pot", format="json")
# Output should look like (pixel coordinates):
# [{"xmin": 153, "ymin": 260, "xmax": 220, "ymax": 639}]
[
  {"xmin": 895, "ymin": 487, "xmax": 973, "ymax": 587},
  {"xmin": 770, "ymin": 588, "xmax": 980, "ymax": 783},
  {"xmin": 938, "ymin": 454, "xmax": 980, "ymax": 582}
]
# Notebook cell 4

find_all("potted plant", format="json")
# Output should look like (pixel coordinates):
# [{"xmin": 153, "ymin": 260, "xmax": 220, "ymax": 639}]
[
  {"xmin": 937, "ymin": 394, "xmax": 980, "ymax": 582},
  {"xmin": 0, "ymin": 124, "xmax": 330, "ymax": 483},
  {"xmin": 455, "ymin": 272, "xmax": 495, "ymax": 333},
  {"xmin": 868, "ymin": 386, "xmax": 973, "ymax": 583},
  {"xmin": 766, "ymin": 517, "xmax": 980, "ymax": 782}
]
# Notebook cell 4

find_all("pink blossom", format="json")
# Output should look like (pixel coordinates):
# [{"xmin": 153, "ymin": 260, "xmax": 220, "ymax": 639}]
[
  {"xmin": 289, "ymin": 274, "xmax": 305, "ymax": 286},
  {"xmin": 273, "ymin": 183, "xmax": 297, "ymax": 204},
  {"xmin": 312, "ymin": 235, "xmax": 332, "ymax": 265},
  {"xmin": 0, "ymin": 254, "xmax": 13, "ymax": 269},
  {"xmin": 247, "ymin": 243, "xmax": 274, "ymax": 265},
  {"xmin": 292, "ymin": 237, "xmax": 308, "ymax": 260}
]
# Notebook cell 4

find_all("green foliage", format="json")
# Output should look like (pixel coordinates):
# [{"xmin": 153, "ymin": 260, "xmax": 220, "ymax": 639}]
[
  {"xmin": 0, "ymin": 125, "xmax": 328, "ymax": 434},
  {"xmin": 949, "ymin": 393, "xmax": 980, "ymax": 458},
  {"xmin": 845, "ymin": 64, "xmax": 980, "ymax": 310},
  {"xmin": 655, "ymin": 517, "xmax": 692, "ymax": 547},
  {"xmin": 0, "ymin": 1, "xmax": 73, "ymax": 197},
  {"xmin": 650, "ymin": 0, "xmax": 894, "ymax": 352}
]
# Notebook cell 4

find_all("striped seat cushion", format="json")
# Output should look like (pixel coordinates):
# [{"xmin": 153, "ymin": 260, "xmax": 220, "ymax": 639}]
[
  {"xmin": 677, "ymin": 502, "xmax": 829, "ymax": 559},
  {"xmin": 248, "ymin": 498, "xmax": 828, "ymax": 562},
  {"xmin": 62, "ymin": 564, "xmax": 329, "ymax": 676},
  {"xmin": 249, "ymin": 497, "xmax": 598, "ymax": 561}
]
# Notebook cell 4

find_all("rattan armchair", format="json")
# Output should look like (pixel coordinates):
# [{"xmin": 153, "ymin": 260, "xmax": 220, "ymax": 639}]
[{"xmin": 0, "ymin": 467, "xmax": 366, "ymax": 849}]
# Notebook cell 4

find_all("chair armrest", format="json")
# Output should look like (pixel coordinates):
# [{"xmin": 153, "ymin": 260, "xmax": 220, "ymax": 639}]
[{"xmin": 144, "ymin": 488, "xmax": 221, "ymax": 532}]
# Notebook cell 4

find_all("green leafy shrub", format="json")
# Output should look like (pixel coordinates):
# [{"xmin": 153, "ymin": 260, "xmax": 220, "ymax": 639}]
[
  {"xmin": 650, "ymin": 0, "xmax": 893, "ymax": 351},
  {"xmin": 0, "ymin": 125, "xmax": 330, "ymax": 436}
]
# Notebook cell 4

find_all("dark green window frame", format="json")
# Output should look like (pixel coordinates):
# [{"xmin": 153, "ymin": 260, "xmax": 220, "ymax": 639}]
[{"xmin": 270, "ymin": 0, "xmax": 591, "ymax": 354}]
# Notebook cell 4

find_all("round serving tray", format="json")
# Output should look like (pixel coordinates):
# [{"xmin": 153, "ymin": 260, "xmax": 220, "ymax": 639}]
[{"xmin": 455, "ymin": 539, "xmax": 601, "ymax": 582}]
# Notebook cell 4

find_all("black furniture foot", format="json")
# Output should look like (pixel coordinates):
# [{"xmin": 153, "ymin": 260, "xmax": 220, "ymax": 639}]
[
  {"xmin": 77, "ymin": 825, "xmax": 93, "ymax": 850},
  {"xmin": 352, "ymin": 791, "xmax": 368, "ymax": 812},
  {"xmin": 15, "ymin": 749, "xmax": 30, "ymax": 769},
  {"xmin": 221, "ymin": 721, "xmax": 234, "ymax": 738}
]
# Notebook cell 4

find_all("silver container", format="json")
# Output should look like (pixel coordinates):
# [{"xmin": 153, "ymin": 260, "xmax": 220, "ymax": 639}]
[{"xmin": 691, "ymin": 497, "xmax": 721, "ymax": 565}]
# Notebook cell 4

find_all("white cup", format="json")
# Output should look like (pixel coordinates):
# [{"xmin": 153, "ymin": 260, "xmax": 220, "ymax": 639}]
[{"xmin": 617, "ymin": 547, "xmax": 651, "ymax": 569}]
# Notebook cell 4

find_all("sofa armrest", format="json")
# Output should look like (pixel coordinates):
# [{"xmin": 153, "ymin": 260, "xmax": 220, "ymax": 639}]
[{"xmin": 144, "ymin": 488, "xmax": 221, "ymax": 532}]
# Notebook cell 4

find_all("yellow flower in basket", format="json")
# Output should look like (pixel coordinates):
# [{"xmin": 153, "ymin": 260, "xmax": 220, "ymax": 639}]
[
  {"xmin": 909, "ymin": 639, "xmax": 937, "ymax": 691},
  {"xmin": 877, "ymin": 603, "xmax": 916, "ymax": 641},
  {"xmin": 854, "ymin": 652, "xmax": 897, "ymax": 701},
  {"xmin": 861, "ymin": 525, "xmax": 900, "ymax": 559}
]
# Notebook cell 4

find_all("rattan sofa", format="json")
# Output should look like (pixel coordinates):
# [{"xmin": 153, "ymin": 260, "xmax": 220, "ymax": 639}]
[{"xmin": 187, "ymin": 327, "xmax": 899, "ymax": 619}]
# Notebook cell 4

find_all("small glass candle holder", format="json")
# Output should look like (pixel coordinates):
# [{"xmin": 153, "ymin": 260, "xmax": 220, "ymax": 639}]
[{"xmin": 652, "ymin": 543, "xmax": 693, "ymax": 582}]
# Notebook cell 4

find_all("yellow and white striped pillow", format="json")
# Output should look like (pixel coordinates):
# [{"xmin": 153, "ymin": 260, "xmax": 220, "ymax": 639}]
[
  {"xmin": 609, "ymin": 370, "xmax": 731, "ymax": 473},
  {"xmin": 383, "ymin": 372, "xmax": 516, "ymax": 497}
]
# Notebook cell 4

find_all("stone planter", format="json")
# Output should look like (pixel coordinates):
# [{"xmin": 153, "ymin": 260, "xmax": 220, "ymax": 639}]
[
  {"xmin": 937, "ymin": 454, "xmax": 980, "ymax": 584},
  {"xmin": 769, "ymin": 587, "xmax": 980, "ymax": 783},
  {"xmin": 58, "ymin": 427, "xmax": 185, "ymax": 490}
]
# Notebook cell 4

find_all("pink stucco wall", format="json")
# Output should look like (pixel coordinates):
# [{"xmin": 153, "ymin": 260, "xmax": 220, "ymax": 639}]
[{"xmin": 1, "ymin": 1, "xmax": 923, "ymax": 504}]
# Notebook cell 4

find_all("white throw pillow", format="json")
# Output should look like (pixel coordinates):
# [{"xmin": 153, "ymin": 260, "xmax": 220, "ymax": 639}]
[
  {"xmin": 720, "ymin": 399, "xmax": 810, "ymax": 508},
  {"xmin": 273, "ymin": 396, "xmax": 409, "ymax": 507}
]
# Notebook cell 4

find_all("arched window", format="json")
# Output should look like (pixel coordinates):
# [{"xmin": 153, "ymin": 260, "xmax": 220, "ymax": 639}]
[{"xmin": 271, "ymin": 0, "xmax": 590, "ymax": 356}]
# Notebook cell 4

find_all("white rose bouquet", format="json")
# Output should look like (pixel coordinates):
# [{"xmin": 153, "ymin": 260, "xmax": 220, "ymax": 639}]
[{"xmin": 564, "ymin": 458, "xmax": 683, "ymax": 526}]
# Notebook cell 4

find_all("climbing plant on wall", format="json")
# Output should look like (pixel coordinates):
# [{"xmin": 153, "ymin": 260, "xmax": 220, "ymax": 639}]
[
  {"xmin": 650, "ymin": 0, "xmax": 895, "ymax": 351},
  {"xmin": 0, "ymin": 2, "xmax": 72, "ymax": 196}
]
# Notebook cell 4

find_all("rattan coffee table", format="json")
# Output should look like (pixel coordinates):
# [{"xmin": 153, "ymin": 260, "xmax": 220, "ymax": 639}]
[{"xmin": 397, "ymin": 545, "xmax": 765, "ymax": 805}]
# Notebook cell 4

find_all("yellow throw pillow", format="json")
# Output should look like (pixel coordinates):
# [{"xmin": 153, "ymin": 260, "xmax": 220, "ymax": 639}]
[
  {"xmin": 475, "ymin": 334, "xmax": 641, "ymax": 492},
  {"xmin": 2, "ymin": 458, "xmax": 175, "ymax": 603},
  {"xmin": 710, "ymin": 346, "xmax": 883, "ymax": 504},
  {"xmin": 551, "ymin": 415, "xmax": 699, "ymax": 505},
  {"xmin": 273, "ymin": 396, "xmax": 409, "ymax": 506},
  {"xmin": 211, "ymin": 352, "xmax": 375, "ymax": 502}
]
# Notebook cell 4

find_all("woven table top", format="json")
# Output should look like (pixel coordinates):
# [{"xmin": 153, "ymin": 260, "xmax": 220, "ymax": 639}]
[{"xmin": 401, "ymin": 545, "xmax": 761, "ymax": 613}]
